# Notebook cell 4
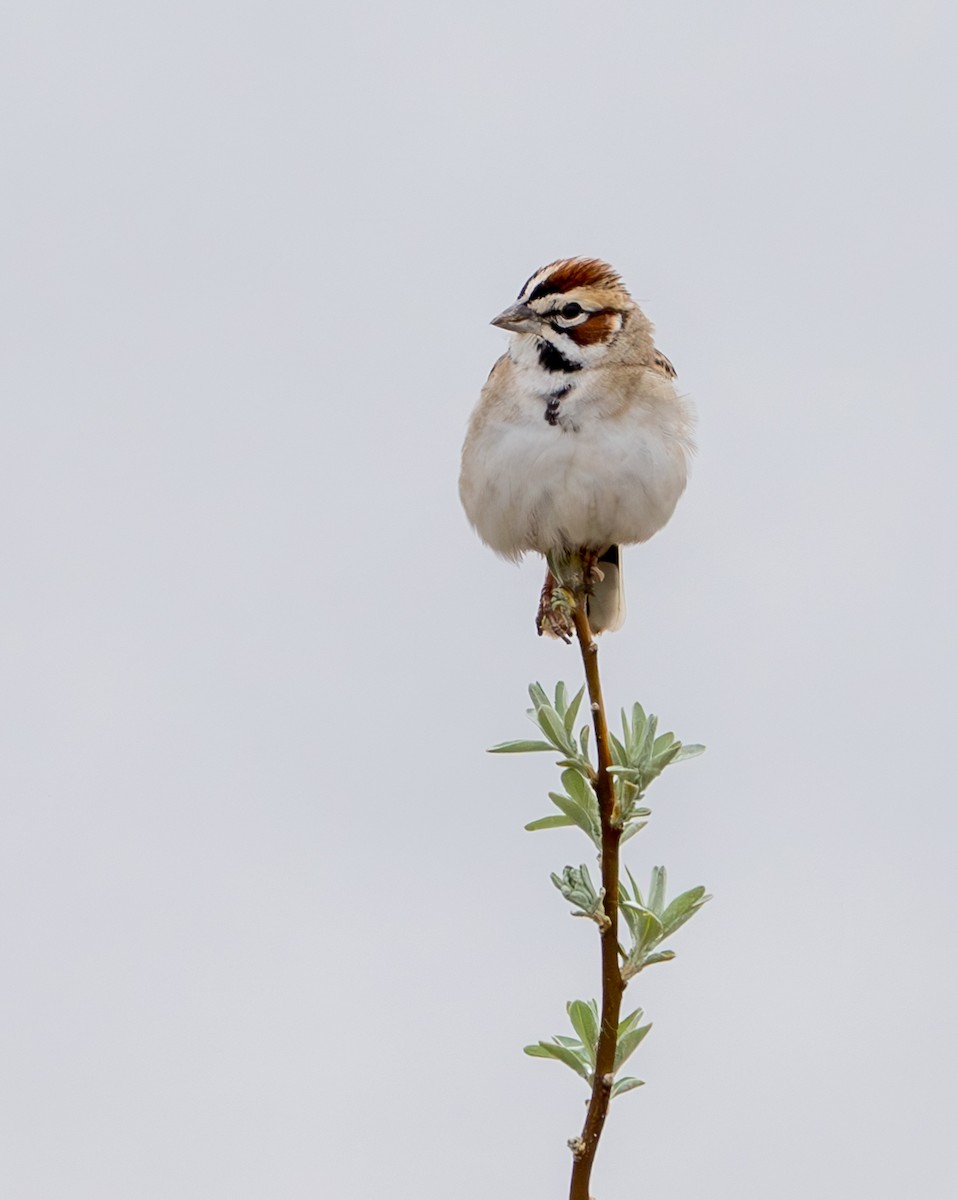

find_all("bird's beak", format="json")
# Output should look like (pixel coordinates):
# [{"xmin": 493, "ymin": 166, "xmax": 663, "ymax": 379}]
[{"xmin": 490, "ymin": 302, "xmax": 538, "ymax": 333}]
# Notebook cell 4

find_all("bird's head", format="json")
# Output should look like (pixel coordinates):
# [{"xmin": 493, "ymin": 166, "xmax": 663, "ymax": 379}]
[{"xmin": 491, "ymin": 257, "xmax": 643, "ymax": 372}]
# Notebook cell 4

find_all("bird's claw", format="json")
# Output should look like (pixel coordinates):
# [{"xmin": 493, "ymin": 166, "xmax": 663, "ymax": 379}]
[{"xmin": 537, "ymin": 585, "xmax": 576, "ymax": 642}]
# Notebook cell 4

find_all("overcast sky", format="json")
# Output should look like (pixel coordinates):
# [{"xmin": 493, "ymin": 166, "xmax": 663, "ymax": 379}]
[{"xmin": 3, "ymin": 2, "xmax": 957, "ymax": 1197}]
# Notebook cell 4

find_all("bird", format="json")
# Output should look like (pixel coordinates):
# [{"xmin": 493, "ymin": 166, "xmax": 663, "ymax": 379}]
[{"xmin": 459, "ymin": 257, "xmax": 694, "ymax": 639}]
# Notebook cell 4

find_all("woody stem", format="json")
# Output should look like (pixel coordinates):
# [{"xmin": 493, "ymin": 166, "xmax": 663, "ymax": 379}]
[{"xmin": 568, "ymin": 601, "xmax": 624, "ymax": 1200}]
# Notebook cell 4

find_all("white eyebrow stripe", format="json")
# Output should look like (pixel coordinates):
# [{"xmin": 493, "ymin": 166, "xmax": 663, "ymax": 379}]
[{"xmin": 518, "ymin": 265, "xmax": 556, "ymax": 302}]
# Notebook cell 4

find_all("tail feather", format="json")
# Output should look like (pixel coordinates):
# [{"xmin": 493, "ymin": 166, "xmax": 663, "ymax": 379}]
[{"xmin": 587, "ymin": 545, "xmax": 626, "ymax": 634}]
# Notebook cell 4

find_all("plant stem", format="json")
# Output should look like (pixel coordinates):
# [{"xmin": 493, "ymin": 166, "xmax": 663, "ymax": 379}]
[{"xmin": 569, "ymin": 604, "xmax": 624, "ymax": 1200}]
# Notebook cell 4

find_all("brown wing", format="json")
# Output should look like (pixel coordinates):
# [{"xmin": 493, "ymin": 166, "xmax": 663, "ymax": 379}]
[{"xmin": 650, "ymin": 350, "xmax": 677, "ymax": 379}]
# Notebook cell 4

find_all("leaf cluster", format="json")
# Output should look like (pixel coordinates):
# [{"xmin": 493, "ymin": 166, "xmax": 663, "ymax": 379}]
[
  {"xmin": 490, "ymin": 680, "xmax": 710, "ymax": 1096},
  {"xmin": 524, "ymin": 1000, "xmax": 649, "ymax": 1100},
  {"xmin": 619, "ymin": 865, "xmax": 710, "ymax": 981},
  {"xmin": 550, "ymin": 863, "xmax": 608, "ymax": 928},
  {"xmin": 489, "ymin": 684, "xmax": 703, "ymax": 843},
  {"xmin": 608, "ymin": 704, "xmax": 704, "ymax": 839}
]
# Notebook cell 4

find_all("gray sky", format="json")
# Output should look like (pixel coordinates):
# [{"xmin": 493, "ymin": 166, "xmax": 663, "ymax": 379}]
[{"xmin": 3, "ymin": 2, "xmax": 957, "ymax": 1196}]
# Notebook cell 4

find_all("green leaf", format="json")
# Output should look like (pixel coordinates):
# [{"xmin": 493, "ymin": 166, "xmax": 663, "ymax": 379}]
[
  {"xmin": 620, "ymin": 820, "xmax": 647, "ymax": 843},
  {"xmin": 636, "ymin": 713, "xmax": 657, "ymax": 765},
  {"xmin": 554, "ymin": 1035, "xmax": 583, "ymax": 1048},
  {"xmin": 660, "ymin": 887, "xmax": 710, "ymax": 936},
  {"xmin": 488, "ymin": 739, "xmax": 556, "ymax": 754},
  {"xmin": 674, "ymin": 743, "xmax": 706, "ymax": 761},
  {"xmin": 621, "ymin": 709, "xmax": 633, "ymax": 753},
  {"xmin": 555, "ymin": 757, "xmax": 591, "ymax": 776},
  {"xmin": 652, "ymin": 731, "xmax": 675, "ymax": 756},
  {"xmin": 620, "ymin": 903, "xmax": 664, "ymax": 951},
  {"xmin": 528, "ymin": 682, "xmax": 550, "ymax": 709},
  {"xmin": 548, "ymin": 792, "xmax": 600, "ymax": 845},
  {"xmin": 606, "ymin": 765, "xmax": 643, "ymax": 780},
  {"xmin": 563, "ymin": 686, "xmax": 585, "ymax": 734},
  {"xmin": 609, "ymin": 733, "xmax": 628, "ymax": 765},
  {"xmin": 617, "ymin": 1005, "xmax": 646, "ymax": 1037},
  {"xmin": 648, "ymin": 866, "xmax": 667, "ymax": 916},
  {"xmin": 567, "ymin": 1000, "xmax": 599, "ymax": 1066},
  {"xmin": 551, "ymin": 865, "xmax": 603, "ymax": 916},
  {"xmin": 631, "ymin": 702, "xmax": 648, "ymax": 749},
  {"xmin": 650, "ymin": 741, "xmax": 681, "ymax": 772},
  {"xmin": 537, "ymin": 705, "xmax": 575, "ymax": 754},
  {"xmin": 563, "ymin": 769, "xmax": 599, "ymax": 818},
  {"xmin": 611, "ymin": 1076, "xmax": 645, "ymax": 1098},
  {"xmin": 526, "ymin": 1040, "xmax": 592, "ymax": 1081},
  {"xmin": 554, "ymin": 680, "xmax": 568, "ymax": 714},
  {"xmin": 618, "ymin": 901, "xmax": 640, "ymax": 940},
  {"xmin": 579, "ymin": 724, "xmax": 591, "ymax": 761},
  {"xmin": 623, "ymin": 867, "xmax": 643, "ymax": 905},
  {"xmin": 614, "ymin": 1023, "xmax": 652, "ymax": 1071},
  {"xmin": 524, "ymin": 814, "xmax": 576, "ymax": 832},
  {"xmin": 641, "ymin": 950, "xmax": 676, "ymax": 967}
]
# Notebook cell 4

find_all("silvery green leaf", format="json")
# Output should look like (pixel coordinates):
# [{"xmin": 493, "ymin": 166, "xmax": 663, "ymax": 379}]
[
  {"xmin": 554, "ymin": 1035, "xmax": 583, "ymax": 1048},
  {"xmin": 606, "ymin": 765, "xmax": 642, "ymax": 780},
  {"xmin": 525, "ymin": 814, "xmax": 576, "ymax": 832},
  {"xmin": 526, "ymin": 1040, "xmax": 592, "ymax": 1081},
  {"xmin": 623, "ymin": 866, "xmax": 643, "ymax": 905},
  {"xmin": 650, "ymin": 741, "xmax": 681, "ymax": 771},
  {"xmin": 548, "ymin": 793, "xmax": 600, "ymax": 845},
  {"xmin": 619, "ymin": 903, "xmax": 640, "ymax": 939},
  {"xmin": 537, "ymin": 706, "xmax": 576, "ymax": 754},
  {"xmin": 674, "ymin": 743, "xmax": 706, "ymax": 761},
  {"xmin": 660, "ymin": 887, "xmax": 710, "ymax": 935},
  {"xmin": 562, "ymin": 769, "xmax": 599, "ymax": 816},
  {"xmin": 648, "ymin": 866, "xmax": 667, "ymax": 915},
  {"xmin": 618, "ymin": 788, "xmax": 647, "ymax": 826},
  {"xmin": 611, "ymin": 1077, "xmax": 645, "ymax": 1098},
  {"xmin": 620, "ymin": 820, "xmax": 647, "ymax": 843},
  {"xmin": 528, "ymin": 682, "xmax": 550, "ymax": 709},
  {"xmin": 488, "ymin": 739, "xmax": 556, "ymax": 754},
  {"xmin": 640, "ymin": 950, "xmax": 676, "ymax": 967},
  {"xmin": 554, "ymin": 680, "xmax": 568, "ymax": 713},
  {"xmin": 620, "ymin": 903, "xmax": 663, "ymax": 951},
  {"xmin": 567, "ymin": 1000, "xmax": 598, "ymax": 1066},
  {"xmin": 617, "ymin": 1005, "xmax": 645, "ymax": 1037},
  {"xmin": 636, "ymin": 713, "xmax": 657, "ymax": 765},
  {"xmin": 563, "ymin": 686, "xmax": 585, "ymax": 734},
  {"xmin": 609, "ymin": 732, "xmax": 628, "ymax": 765},
  {"xmin": 652, "ymin": 731, "xmax": 675, "ymax": 755},
  {"xmin": 551, "ymin": 865, "xmax": 577, "ymax": 894},
  {"xmin": 579, "ymin": 724, "xmax": 591, "ymax": 760},
  {"xmin": 555, "ymin": 757, "xmax": 590, "ymax": 776},
  {"xmin": 612, "ymin": 778, "xmax": 634, "ymax": 826},
  {"xmin": 613, "ymin": 1023, "xmax": 652, "ymax": 1071},
  {"xmin": 551, "ymin": 864, "xmax": 600, "ymax": 911}
]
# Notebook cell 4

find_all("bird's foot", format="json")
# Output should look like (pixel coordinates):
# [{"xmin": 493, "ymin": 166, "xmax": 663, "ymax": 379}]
[
  {"xmin": 536, "ymin": 571, "xmax": 577, "ymax": 642},
  {"xmin": 580, "ymin": 549, "xmax": 605, "ymax": 593}
]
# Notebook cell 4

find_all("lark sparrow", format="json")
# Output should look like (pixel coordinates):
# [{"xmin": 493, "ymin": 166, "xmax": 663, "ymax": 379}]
[{"xmin": 459, "ymin": 258, "xmax": 694, "ymax": 637}]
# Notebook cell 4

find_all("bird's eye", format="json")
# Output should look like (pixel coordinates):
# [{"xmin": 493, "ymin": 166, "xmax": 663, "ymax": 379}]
[{"xmin": 560, "ymin": 302, "xmax": 583, "ymax": 319}]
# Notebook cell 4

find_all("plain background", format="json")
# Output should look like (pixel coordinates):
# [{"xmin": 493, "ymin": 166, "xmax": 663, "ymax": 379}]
[{"xmin": 3, "ymin": 2, "xmax": 957, "ymax": 1196}]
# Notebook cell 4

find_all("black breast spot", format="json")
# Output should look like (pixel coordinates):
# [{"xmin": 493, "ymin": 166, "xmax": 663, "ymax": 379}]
[
  {"xmin": 544, "ymin": 384, "xmax": 572, "ymax": 427},
  {"xmin": 537, "ymin": 339, "xmax": 582, "ymax": 374}
]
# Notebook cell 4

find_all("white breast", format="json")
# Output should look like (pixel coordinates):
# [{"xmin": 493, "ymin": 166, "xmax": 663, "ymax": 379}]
[{"xmin": 460, "ymin": 361, "xmax": 693, "ymax": 560}]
